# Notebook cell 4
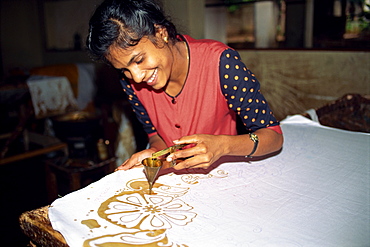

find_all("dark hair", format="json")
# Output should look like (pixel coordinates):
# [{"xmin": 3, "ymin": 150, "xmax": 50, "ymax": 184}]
[{"xmin": 86, "ymin": 0, "xmax": 177, "ymax": 63}]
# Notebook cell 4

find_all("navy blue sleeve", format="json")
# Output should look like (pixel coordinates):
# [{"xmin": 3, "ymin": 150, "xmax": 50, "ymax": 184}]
[
  {"xmin": 219, "ymin": 49, "xmax": 279, "ymax": 133},
  {"xmin": 119, "ymin": 79, "xmax": 157, "ymax": 135}
]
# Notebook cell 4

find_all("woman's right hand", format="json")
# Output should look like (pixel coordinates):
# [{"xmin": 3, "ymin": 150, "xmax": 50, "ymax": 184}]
[
  {"xmin": 115, "ymin": 134, "xmax": 168, "ymax": 171},
  {"xmin": 115, "ymin": 148, "xmax": 156, "ymax": 171},
  {"xmin": 116, "ymin": 135, "xmax": 167, "ymax": 171}
]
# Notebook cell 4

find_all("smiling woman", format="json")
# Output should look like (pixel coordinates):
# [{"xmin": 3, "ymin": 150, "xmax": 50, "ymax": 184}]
[
  {"xmin": 87, "ymin": 0, "xmax": 178, "ymax": 61},
  {"xmin": 86, "ymin": 0, "xmax": 283, "ymax": 171}
]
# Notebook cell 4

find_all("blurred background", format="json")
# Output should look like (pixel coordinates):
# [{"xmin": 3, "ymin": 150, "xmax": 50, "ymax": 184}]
[{"xmin": 0, "ymin": 0, "xmax": 369, "ymax": 245}]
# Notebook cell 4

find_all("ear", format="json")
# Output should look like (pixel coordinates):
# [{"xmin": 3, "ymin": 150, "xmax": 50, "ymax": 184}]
[{"xmin": 154, "ymin": 24, "xmax": 169, "ymax": 43}]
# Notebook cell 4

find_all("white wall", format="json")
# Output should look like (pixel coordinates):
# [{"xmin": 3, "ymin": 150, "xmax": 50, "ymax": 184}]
[
  {"xmin": 254, "ymin": 1, "xmax": 279, "ymax": 48},
  {"xmin": 205, "ymin": 6, "xmax": 227, "ymax": 43}
]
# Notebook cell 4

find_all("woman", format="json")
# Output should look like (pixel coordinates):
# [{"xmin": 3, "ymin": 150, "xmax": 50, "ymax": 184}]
[{"xmin": 87, "ymin": 0, "xmax": 283, "ymax": 170}]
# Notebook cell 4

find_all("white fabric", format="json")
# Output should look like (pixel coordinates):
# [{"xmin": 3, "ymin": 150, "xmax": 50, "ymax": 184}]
[
  {"xmin": 115, "ymin": 111, "xmax": 136, "ymax": 167},
  {"xmin": 27, "ymin": 76, "xmax": 78, "ymax": 118},
  {"xmin": 304, "ymin": 108, "xmax": 319, "ymax": 123},
  {"xmin": 49, "ymin": 115, "xmax": 370, "ymax": 247},
  {"xmin": 76, "ymin": 63, "xmax": 96, "ymax": 110}
]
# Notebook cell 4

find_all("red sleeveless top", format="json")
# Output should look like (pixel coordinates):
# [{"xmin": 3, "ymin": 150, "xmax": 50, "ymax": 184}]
[{"xmin": 130, "ymin": 35, "xmax": 237, "ymax": 147}]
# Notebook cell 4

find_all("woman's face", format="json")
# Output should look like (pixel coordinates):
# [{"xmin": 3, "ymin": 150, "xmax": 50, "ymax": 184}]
[{"xmin": 107, "ymin": 36, "xmax": 174, "ymax": 90}]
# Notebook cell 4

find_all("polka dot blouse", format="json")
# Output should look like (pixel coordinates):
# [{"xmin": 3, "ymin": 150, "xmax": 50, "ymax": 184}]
[
  {"xmin": 120, "ymin": 48, "xmax": 279, "ymax": 135},
  {"xmin": 220, "ymin": 49, "xmax": 278, "ymax": 132}
]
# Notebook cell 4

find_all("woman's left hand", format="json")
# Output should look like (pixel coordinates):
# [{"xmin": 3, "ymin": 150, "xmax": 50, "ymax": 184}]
[
  {"xmin": 166, "ymin": 128, "xmax": 283, "ymax": 170},
  {"xmin": 166, "ymin": 134, "xmax": 230, "ymax": 170}
]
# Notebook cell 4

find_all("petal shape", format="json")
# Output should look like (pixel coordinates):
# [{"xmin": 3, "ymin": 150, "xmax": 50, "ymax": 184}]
[
  {"xmin": 107, "ymin": 211, "xmax": 144, "ymax": 227},
  {"xmin": 163, "ymin": 199, "xmax": 193, "ymax": 212},
  {"xmin": 116, "ymin": 194, "xmax": 146, "ymax": 206},
  {"xmin": 140, "ymin": 214, "xmax": 172, "ymax": 230},
  {"xmin": 105, "ymin": 201, "xmax": 140, "ymax": 214},
  {"xmin": 161, "ymin": 211, "xmax": 197, "ymax": 226},
  {"xmin": 145, "ymin": 194, "xmax": 173, "ymax": 206}
]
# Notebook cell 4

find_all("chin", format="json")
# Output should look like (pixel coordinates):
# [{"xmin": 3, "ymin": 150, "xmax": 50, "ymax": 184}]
[{"xmin": 152, "ymin": 81, "xmax": 167, "ymax": 90}]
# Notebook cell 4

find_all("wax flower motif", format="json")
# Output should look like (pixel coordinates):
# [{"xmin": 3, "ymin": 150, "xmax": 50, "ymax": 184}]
[{"xmin": 105, "ymin": 193, "xmax": 196, "ymax": 230}]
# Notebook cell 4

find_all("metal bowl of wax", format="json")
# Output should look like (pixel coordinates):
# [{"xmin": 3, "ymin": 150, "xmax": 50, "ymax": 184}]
[{"xmin": 142, "ymin": 157, "xmax": 163, "ymax": 167}]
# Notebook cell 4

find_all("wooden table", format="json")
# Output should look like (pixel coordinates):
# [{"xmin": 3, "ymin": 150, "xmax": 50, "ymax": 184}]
[
  {"xmin": 18, "ymin": 94, "xmax": 370, "ymax": 246},
  {"xmin": 45, "ymin": 157, "xmax": 116, "ymax": 203},
  {"xmin": 20, "ymin": 157, "xmax": 116, "ymax": 246}
]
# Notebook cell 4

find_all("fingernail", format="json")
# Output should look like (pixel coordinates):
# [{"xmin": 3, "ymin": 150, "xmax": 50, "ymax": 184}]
[{"xmin": 166, "ymin": 156, "xmax": 173, "ymax": 162}]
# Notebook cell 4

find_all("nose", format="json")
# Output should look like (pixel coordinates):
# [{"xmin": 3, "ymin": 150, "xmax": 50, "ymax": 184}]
[{"xmin": 129, "ymin": 66, "xmax": 145, "ymax": 83}]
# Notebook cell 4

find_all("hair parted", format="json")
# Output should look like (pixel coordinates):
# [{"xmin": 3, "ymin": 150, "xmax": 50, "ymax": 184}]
[{"xmin": 86, "ymin": 0, "xmax": 177, "ymax": 64}]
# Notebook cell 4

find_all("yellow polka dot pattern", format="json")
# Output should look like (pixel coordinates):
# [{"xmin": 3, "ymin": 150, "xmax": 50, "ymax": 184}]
[
  {"xmin": 119, "ymin": 78, "xmax": 156, "ymax": 134},
  {"xmin": 118, "ymin": 48, "xmax": 279, "ymax": 136},
  {"xmin": 220, "ymin": 48, "xmax": 279, "ymax": 132}
]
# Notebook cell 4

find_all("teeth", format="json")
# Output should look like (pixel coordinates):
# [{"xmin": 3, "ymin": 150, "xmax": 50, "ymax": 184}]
[{"xmin": 147, "ymin": 69, "xmax": 157, "ymax": 83}]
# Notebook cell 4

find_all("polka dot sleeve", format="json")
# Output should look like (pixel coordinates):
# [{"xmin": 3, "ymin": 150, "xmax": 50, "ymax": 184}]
[
  {"xmin": 219, "ymin": 49, "xmax": 279, "ymax": 133},
  {"xmin": 119, "ymin": 79, "xmax": 157, "ymax": 135}
]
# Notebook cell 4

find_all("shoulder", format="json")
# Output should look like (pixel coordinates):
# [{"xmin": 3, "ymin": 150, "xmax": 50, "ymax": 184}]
[
  {"xmin": 183, "ymin": 35, "xmax": 231, "ymax": 53},
  {"xmin": 220, "ymin": 49, "xmax": 242, "ymax": 63}
]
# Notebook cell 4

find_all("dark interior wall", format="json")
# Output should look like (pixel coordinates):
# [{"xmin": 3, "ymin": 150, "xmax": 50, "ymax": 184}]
[
  {"xmin": 0, "ymin": 0, "xmax": 43, "ymax": 77},
  {"xmin": 1, "ymin": 0, "xmax": 205, "ymax": 78},
  {"xmin": 313, "ymin": 0, "xmax": 347, "ymax": 42},
  {"xmin": 0, "ymin": 0, "xmax": 3, "ymax": 79},
  {"xmin": 0, "ymin": 0, "xmax": 101, "ymax": 78},
  {"xmin": 1, "ymin": 0, "xmax": 368, "ymax": 78},
  {"xmin": 0, "ymin": 38, "xmax": 3, "ymax": 79},
  {"xmin": 285, "ymin": 0, "xmax": 306, "ymax": 48}
]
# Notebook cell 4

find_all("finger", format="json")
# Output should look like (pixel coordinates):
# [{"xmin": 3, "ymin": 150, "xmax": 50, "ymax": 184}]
[
  {"xmin": 115, "ymin": 164, "xmax": 129, "ymax": 171},
  {"xmin": 173, "ymin": 135, "xmax": 201, "ymax": 145},
  {"xmin": 115, "ymin": 166, "xmax": 125, "ymax": 171},
  {"xmin": 168, "ymin": 144, "xmax": 207, "ymax": 161},
  {"xmin": 174, "ymin": 160, "xmax": 210, "ymax": 170},
  {"xmin": 132, "ymin": 162, "xmax": 143, "ymax": 169},
  {"xmin": 119, "ymin": 161, "xmax": 143, "ymax": 170},
  {"xmin": 115, "ymin": 156, "xmax": 144, "ymax": 171},
  {"xmin": 172, "ymin": 155, "xmax": 210, "ymax": 170},
  {"xmin": 115, "ymin": 160, "xmax": 128, "ymax": 171}
]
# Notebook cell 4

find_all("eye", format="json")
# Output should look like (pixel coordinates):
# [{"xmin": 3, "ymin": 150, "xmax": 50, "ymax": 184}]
[{"xmin": 136, "ymin": 56, "xmax": 144, "ymax": 65}]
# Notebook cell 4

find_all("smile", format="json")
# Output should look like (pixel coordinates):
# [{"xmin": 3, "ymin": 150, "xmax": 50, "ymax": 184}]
[{"xmin": 147, "ymin": 69, "xmax": 158, "ymax": 85}]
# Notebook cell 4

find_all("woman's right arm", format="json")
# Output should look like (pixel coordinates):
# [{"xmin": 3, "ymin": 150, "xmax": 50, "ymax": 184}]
[
  {"xmin": 148, "ymin": 134, "xmax": 168, "ymax": 153},
  {"xmin": 115, "ymin": 134, "xmax": 167, "ymax": 170},
  {"xmin": 116, "ymin": 79, "xmax": 168, "ymax": 170}
]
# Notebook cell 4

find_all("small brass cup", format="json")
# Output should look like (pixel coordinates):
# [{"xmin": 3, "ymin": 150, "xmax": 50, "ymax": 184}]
[
  {"xmin": 142, "ymin": 157, "xmax": 163, "ymax": 168},
  {"xmin": 142, "ymin": 158, "xmax": 163, "ymax": 194}
]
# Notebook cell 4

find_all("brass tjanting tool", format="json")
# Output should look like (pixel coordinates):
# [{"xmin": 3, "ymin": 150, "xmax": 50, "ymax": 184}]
[
  {"xmin": 142, "ymin": 157, "xmax": 162, "ymax": 195},
  {"xmin": 142, "ymin": 144, "xmax": 187, "ymax": 194},
  {"xmin": 151, "ymin": 144, "xmax": 187, "ymax": 158}
]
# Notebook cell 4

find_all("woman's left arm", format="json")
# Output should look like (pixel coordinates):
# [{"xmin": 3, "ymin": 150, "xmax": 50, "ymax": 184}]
[
  {"xmin": 167, "ymin": 49, "xmax": 283, "ymax": 169},
  {"xmin": 167, "ymin": 128, "xmax": 282, "ymax": 169}
]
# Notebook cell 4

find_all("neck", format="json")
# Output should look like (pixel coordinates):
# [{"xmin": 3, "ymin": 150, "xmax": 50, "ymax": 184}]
[{"xmin": 165, "ymin": 40, "xmax": 189, "ymax": 97}]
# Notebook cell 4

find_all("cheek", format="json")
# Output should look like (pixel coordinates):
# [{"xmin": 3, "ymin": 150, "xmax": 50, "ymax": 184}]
[
  {"xmin": 158, "ymin": 63, "xmax": 171, "ymax": 84},
  {"xmin": 123, "ymin": 71, "xmax": 132, "ymax": 79},
  {"xmin": 159, "ymin": 52, "xmax": 173, "ymax": 75}
]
